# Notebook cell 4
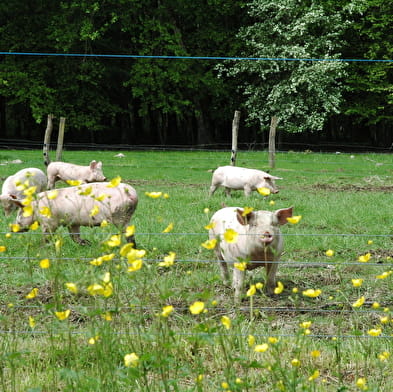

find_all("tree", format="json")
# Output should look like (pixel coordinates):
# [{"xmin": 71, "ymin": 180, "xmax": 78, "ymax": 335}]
[{"xmin": 222, "ymin": 0, "xmax": 348, "ymax": 135}]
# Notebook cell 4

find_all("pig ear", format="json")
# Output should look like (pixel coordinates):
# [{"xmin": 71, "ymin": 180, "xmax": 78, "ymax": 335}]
[
  {"xmin": 236, "ymin": 208, "xmax": 255, "ymax": 225},
  {"xmin": 275, "ymin": 207, "xmax": 293, "ymax": 225},
  {"xmin": 90, "ymin": 160, "xmax": 98, "ymax": 170},
  {"xmin": 96, "ymin": 161, "xmax": 102, "ymax": 168},
  {"xmin": 8, "ymin": 195, "xmax": 24, "ymax": 209},
  {"xmin": 265, "ymin": 174, "xmax": 282, "ymax": 180}
]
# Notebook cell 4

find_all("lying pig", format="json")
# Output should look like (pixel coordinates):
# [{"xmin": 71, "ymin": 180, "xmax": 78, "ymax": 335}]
[
  {"xmin": 209, "ymin": 206, "xmax": 293, "ymax": 302},
  {"xmin": 46, "ymin": 160, "xmax": 106, "ymax": 189},
  {"xmin": 0, "ymin": 168, "xmax": 47, "ymax": 216},
  {"xmin": 209, "ymin": 166, "xmax": 282, "ymax": 197},
  {"xmin": 11, "ymin": 182, "xmax": 138, "ymax": 245}
]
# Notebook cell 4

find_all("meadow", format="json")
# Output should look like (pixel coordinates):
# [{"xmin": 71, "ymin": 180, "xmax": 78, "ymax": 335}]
[{"xmin": 0, "ymin": 148, "xmax": 392, "ymax": 391}]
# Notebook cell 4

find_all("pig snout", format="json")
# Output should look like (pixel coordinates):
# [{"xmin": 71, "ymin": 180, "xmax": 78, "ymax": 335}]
[{"xmin": 261, "ymin": 231, "xmax": 274, "ymax": 244}]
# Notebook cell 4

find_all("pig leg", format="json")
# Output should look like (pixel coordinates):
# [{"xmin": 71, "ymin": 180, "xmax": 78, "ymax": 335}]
[
  {"xmin": 265, "ymin": 260, "xmax": 278, "ymax": 295},
  {"xmin": 68, "ymin": 225, "xmax": 91, "ymax": 245},
  {"xmin": 47, "ymin": 176, "xmax": 56, "ymax": 190},
  {"xmin": 214, "ymin": 248, "xmax": 230, "ymax": 284},
  {"xmin": 244, "ymin": 185, "xmax": 252, "ymax": 197},
  {"xmin": 209, "ymin": 184, "xmax": 218, "ymax": 196},
  {"xmin": 224, "ymin": 187, "xmax": 231, "ymax": 197},
  {"xmin": 233, "ymin": 268, "xmax": 245, "ymax": 303}
]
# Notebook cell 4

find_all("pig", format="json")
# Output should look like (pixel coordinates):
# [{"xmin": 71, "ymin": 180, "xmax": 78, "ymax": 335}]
[
  {"xmin": 209, "ymin": 166, "xmax": 282, "ymax": 197},
  {"xmin": 0, "ymin": 168, "xmax": 47, "ymax": 216},
  {"xmin": 208, "ymin": 206, "xmax": 293, "ymax": 302},
  {"xmin": 46, "ymin": 160, "xmax": 106, "ymax": 189},
  {"xmin": 10, "ymin": 182, "xmax": 138, "ymax": 246}
]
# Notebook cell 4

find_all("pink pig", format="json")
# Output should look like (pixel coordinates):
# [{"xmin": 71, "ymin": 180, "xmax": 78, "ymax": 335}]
[
  {"xmin": 209, "ymin": 206, "xmax": 293, "ymax": 302},
  {"xmin": 209, "ymin": 166, "xmax": 282, "ymax": 197},
  {"xmin": 46, "ymin": 160, "xmax": 106, "ymax": 189},
  {"xmin": 11, "ymin": 182, "xmax": 138, "ymax": 245}
]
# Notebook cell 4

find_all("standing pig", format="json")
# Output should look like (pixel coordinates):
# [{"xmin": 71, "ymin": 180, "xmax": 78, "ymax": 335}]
[
  {"xmin": 46, "ymin": 160, "xmax": 106, "ymax": 189},
  {"xmin": 209, "ymin": 206, "xmax": 293, "ymax": 302},
  {"xmin": 209, "ymin": 166, "xmax": 282, "ymax": 197},
  {"xmin": 0, "ymin": 168, "xmax": 47, "ymax": 216},
  {"xmin": 11, "ymin": 182, "xmax": 138, "ymax": 245}
]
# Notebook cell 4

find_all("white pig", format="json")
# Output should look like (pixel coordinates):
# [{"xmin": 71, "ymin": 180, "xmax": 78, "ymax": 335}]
[
  {"xmin": 46, "ymin": 160, "xmax": 106, "ymax": 189},
  {"xmin": 209, "ymin": 206, "xmax": 293, "ymax": 302},
  {"xmin": 0, "ymin": 168, "xmax": 47, "ymax": 216},
  {"xmin": 209, "ymin": 166, "xmax": 282, "ymax": 197},
  {"xmin": 11, "ymin": 182, "xmax": 138, "ymax": 245}
]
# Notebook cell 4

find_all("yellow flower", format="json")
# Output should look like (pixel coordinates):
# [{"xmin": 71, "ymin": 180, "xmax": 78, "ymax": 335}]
[
  {"xmin": 268, "ymin": 337, "xmax": 279, "ymax": 344},
  {"xmin": 358, "ymin": 253, "xmax": 371, "ymax": 262},
  {"xmin": 234, "ymin": 262, "xmax": 247, "ymax": 271},
  {"xmin": 128, "ymin": 259, "xmax": 143, "ymax": 272},
  {"xmin": 124, "ymin": 353, "xmax": 139, "ymax": 368},
  {"xmin": 23, "ymin": 186, "xmax": 37, "ymax": 196},
  {"xmin": 21, "ymin": 196, "xmax": 32, "ymax": 206},
  {"xmin": 356, "ymin": 377, "xmax": 367, "ymax": 390},
  {"xmin": 162, "ymin": 222, "xmax": 174, "ymax": 233},
  {"xmin": 378, "ymin": 351, "xmax": 390, "ymax": 361},
  {"xmin": 125, "ymin": 225, "xmax": 135, "ymax": 237},
  {"xmin": 66, "ymin": 180, "xmax": 82, "ymax": 186},
  {"xmin": 10, "ymin": 223, "xmax": 20, "ymax": 233},
  {"xmin": 29, "ymin": 221, "xmax": 39, "ymax": 230},
  {"xmin": 39, "ymin": 258, "xmax": 50, "ymax": 269},
  {"xmin": 89, "ymin": 205, "xmax": 100, "ymax": 217},
  {"xmin": 65, "ymin": 282, "xmax": 78, "ymax": 294},
  {"xmin": 126, "ymin": 248, "xmax": 146, "ymax": 261},
  {"xmin": 159, "ymin": 252, "xmax": 176, "ymax": 267},
  {"xmin": 325, "ymin": 249, "xmax": 334, "ymax": 257},
  {"xmin": 367, "ymin": 328, "xmax": 382, "ymax": 337},
  {"xmin": 351, "ymin": 278, "xmax": 363, "ymax": 287},
  {"xmin": 106, "ymin": 176, "xmax": 121, "ymax": 188},
  {"xmin": 221, "ymin": 315, "xmax": 231, "ymax": 330},
  {"xmin": 221, "ymin": 381, "xmax": 229, "ymax": 389},
  {"xmin": 248, "ymin": 335, "xmax": 255, "ymax": 347},
  {"xmin": 28, "ymin": 316, "xmax": 36, "ymax": 329},
  {"xmin": 204, "ymin": 222, "xmax": 216, "ymax": 230},
  {"xmin": 380, "ymin": 316, "xmax": 389, "ymax": 324},
  {"xmin": 161, "ymin": 305, "xmax": 174, "ymax": 317},
  {"xmin": 106, "ymin": 234, "xmax": 121, "ymax": 247},
  {"xmin": 203, "ymin": 208, "xmax": 210, "ymax": 214},
  {"xmin": 55, "ymin": 309, "xmax": 71, "ymax": 321},
  {"xmin": 302, "ymin": 289, "xmax": 322, "ymax": 298},
  {"xmin": 0, "ymin": 246, "xmax": 6, "ymax": 252},
  {"xmin": 300, "ymin": 321, "xmax": 312, "ymax": 329},
  {"xmin": 308, "ymin": 370, "xmax": 320, "ymax": 381},
  {"xmin": 254, "ymin": 343, "xmax": 269, "ymax": 353},
  {"xmin": 145, "ymin": 191, "xmax": 162, "ymax": 198},
  {"xmin": 94, "ymin": 193, "xmax": 108, "ymax": 201},
  {"xmin": 310, "ymin": 350, "xmax": 321, "ymax": 358},
  {"xmin": 242, "ymin": 206, "xmax": 254, "ymax": 216},
  {"xmin": 88, "ymin": 336, "xmax": 99, "ymax": 345},
  {"xmin": 255, "ymin": 282, "xmax": 264, "ymax": 290},
  {"xmin": 47, "ymin": 190, "xmax": 58, "ymax": 200},
  {"xmin": 189, "ymin": 301, "xmax": 205, "ymax": 315},
  {"xmin": 274, "ymin": 281, "xmax": 284, "ymax": 294},
  {"xmin": 292, "ymin": 287, "xmax": 299, "ymax": 293},
  {"xmin": 376, "ymin": 271, "xmax": 392, "ymax": 279},
  {"xmin": 100, "ymin": 220, "xmax": 108, "ymax": 227},
  {"xmin": 90, "ymin": 257, "xmax": 104, "ymax": 266},
  {"xmin": 246, "ymin": 284, "xmax": 256, "ymax": 297},
  {"xmin": 352, "ymin": 296, "xmax": 365, "ymax": 308},
  {"xmin": 223, "ymin": 228, "xmax": 238, "ymax": 243},
  {"xmin": 367, "ymin": 240, "xmax": 373, "ymax": 245},
  {"xmin": 163, "ymin": 193, "xmax": 169, "ymax": 199},
  {"xmin": 39, "ymin": 206, "xmax": 52, "ymax": 218},
  {"xmin": 291, "ymin": 358, "xmax": 301, "ymax": 367},
  {"xmin": 201, "ymin": 238, "xmax": 217, "ymax": 250},
  {"xmin": 101, "ymin": 311, "xmax": 112, "ymax": 321},
  {"xmin": 26, "ymin": 288, "xmax": 38, "ymax": 299},
  {"xmin": 257, "ymin": 187, "xmax": 271, "ymax": 196},
  {"xmin": 372, "ymin": 302, "xmax": 380, "ymax": 309},
  {"xmin": 287, "ymin": 215, "xmax": 302, "ymax": 224},
  {"xmin": 23, "ymin": 205, "xmax": 33, "ymax": 217},
  {"xmin": 196, "ymin": 374, "xmax": 204, "ymax": 383},
  {"xmin": 269, "ymin": 200, "xmax": 275, "ymax": 206}
]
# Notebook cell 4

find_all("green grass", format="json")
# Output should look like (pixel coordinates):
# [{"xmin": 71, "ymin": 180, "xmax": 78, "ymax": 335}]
[{"xmin": 0, "ymin": 149, "xmax": 392, "ymax": 391}]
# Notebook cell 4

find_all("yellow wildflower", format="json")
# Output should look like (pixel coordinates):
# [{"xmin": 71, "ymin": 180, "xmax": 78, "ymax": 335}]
[
  {"xmin": 26, "ymin": 288, "xmax": 38, "ymax": 299},
  {"xmin": 66, "ymin": 180, "xmax": 82, "ymax": 186},
  {"xmin": 358, "ymin": 253, "xmax": 371, "ymax": 262},
  {"xmin": 269, "ymin": 200, "xmax": 275, "ymax": 206},
  {"xmin": 254, "ymin": 343, "xmax": 269, "ymax": 353},
  {"xmin": 221, "ymin": 315, "xmax": 231, "ymax": 330},
  {"xmin": 28, "ymin": 316, "xmax": 36, "ymax": 329},
  {"xmin": 10, "ymin": 223, "xmax": 20, "ymax": 233},
  {"xmin": 300, "ymin": 321, "xmax": 312, "ymax": 329},
  {"xmin": 23, "ymin": 205, "xmax": 33, "ymax": 217},
  {"xmin": 376, "ymin": 271, "xmax": 392, "ymax": 279},
  {"xmin": 247, "ymin": 284, "xmax": 256, "ymax": 297},
  {"xmin": 256, "ymin": 282, "xmax": 264, "ymax": 290},
  {"xmin": 351, "ymin": 278, "xmax": 363, "ymax": 287},
  {"xmin": 356, "ymin": 377, "xmax": 367, "ymax": 390},
  {"xmin": 128, "ymin": 259, "xmax": 143, "ymax": 272},
  {"xmin": 310, "ymin": 350, "xmax": 321, "ymax": 358},
  {"xmin": 94, "ymin": 193, "xmax": 108, "ymax": 201},
  {"xmin": 367, "ymin": 328, "xmax": 382, "ymax": 337},
  {"xmin": 101, "ymin": 311, "xmax": 112, "ymax": 321},
  {"xmin": 189, "ymin": 301, "xmax": 205, "ymax": 315},
  {"xmin": 223, "ymin": 228, "xmax": 238, "ymax": 243},
  {"xmin": 47, "ymin": 190, "xmax": 58, "ymax": 200},
  {"xmin": 325, "ymin": 249, "xmax": 334, "ymax": 257},
  {"xmin": 274, "ymin": 281, "xmax": 284, "ymax": 294},
  {"xmin": 23, "ymin": 186, "xmax": 37, "ymax": 197},
  {"xmin": 257, "ymin": 187, "xmax": 271, "ymax": 196},
  {"xmin": 125, "ymin": 225, "xmax": 135, "ymax": 237},
  {"xmin": 161, "ymin": 305, "xmax": 174, "ymax": 317},
  {"xmin": 378, "ymin": 351, "xmax": 390, "ymax": 361},
  {"xmin": 39, "ymin": 207, "xmax": 52, "ymax": 218},
  {"xmin": 124, "ymin": 353, "xmax": 139, "ymax": 368},
  {"xmin": 55, "ymin": 309, "xmax": 71, "ymax": 321},
  {"xmin": 159, "ymin": 252, "xmax": 176, "ymax": 267},
  {"xmin": 39, "ymin": 258, "xmax": 50, "ymax": 269},
  {"xmin": 106, "ymin": 234, "xmax": 121, "ymax": 247},
  {"xmin": 65, "ymin": 282, "xmax": 78, "ymax": 294},
  {"xmin": 242, "ymin": 206, "xmax": 254, "ymax": 216},
  {"xmin": 248, "ymin": 335, "xmax": 255, "ymax": 347},
  {"xmin": 268, "ymin": 337, "xmax": 279, "ymax": 344},
  {"xmin": 302, "ymin": 289, "xmax": 322, "ymax": 298},
  {"xmin": 287, "ymin": 215, "xmax": 302, "ymax": 224},
  {"xmin": 201, "ymin": 238, "xmax": 217, "ymax": 250},
  {"xmin": 203, "ymin": 208, "xmax": 210, "ymax": 214},
  {"xmin": 145, "ymin": 191, "xmax": 162, "ymax": 198},
  {"xmin": 291, "ymin": 358, "xmax": 301, "ymax": 367},
  {"xmin": 204, "ymin": 222, "xmax": 216, "ymax": 230},
  {"xmin": 100, "ymin": 220, "xmax": 108, "ymax": 227},
  {"xmin": 106, "ymin": 176, "xmax": 121, "ymax": 188},
  {"xmin": 89, "ymin": 205, "xmax": 100, "ymax": 217},
  {"xmin": 0, "ymin": 246, "xmax": 6, "ymax": 252},
  {"xmin": 308, "ymin": 370, "xmax": 320, "ymax": 381},
  {"xmin": 162, "ymin": 222, "xmax": 174, "ymax": 233},
  {"xmin": 352, "ymin": 296, "xmax": 365, "ymax": 308},
  {"xmin": 234, "ymin": 261, "xmax": 247, "ymax": 271},
  {"xmin": 88, "ymin": 336, "xmax": 99, "ymax": 345},
  {"xmin": 29, "ymin": 221, "xmax": 39, "ymax": 230}
]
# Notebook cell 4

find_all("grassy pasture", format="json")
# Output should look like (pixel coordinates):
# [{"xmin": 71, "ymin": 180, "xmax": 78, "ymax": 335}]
[{"xmin": 0, "ymin": 149, "xmax": 392, "ymax": 391}]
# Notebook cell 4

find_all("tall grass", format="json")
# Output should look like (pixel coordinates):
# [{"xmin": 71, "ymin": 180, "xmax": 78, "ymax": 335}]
[{"xmin": 0, "ymin": 149, "xmax": 392, "ymax": 391}]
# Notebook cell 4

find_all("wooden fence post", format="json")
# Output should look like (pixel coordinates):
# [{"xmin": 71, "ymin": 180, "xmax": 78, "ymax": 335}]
[
  {"xmin": 56, "ymin": 117, "xmax": 66, "ymax": 162},
  {"xmin": 268, "ymin": 115, "xmax": 278, "ymax": 169},
  {"xmin": 230, "ymin": 110, "xmax": 241, "ymax": 166},
  {"xmin": 43, "ymin": 114, "xmax": 54, "ymax": 165}
]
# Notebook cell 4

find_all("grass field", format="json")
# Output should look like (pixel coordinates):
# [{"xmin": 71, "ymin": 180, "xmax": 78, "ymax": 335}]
[{"xmin": 0, "ymin": 149, "xmax": 392, "ymax": 391}]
